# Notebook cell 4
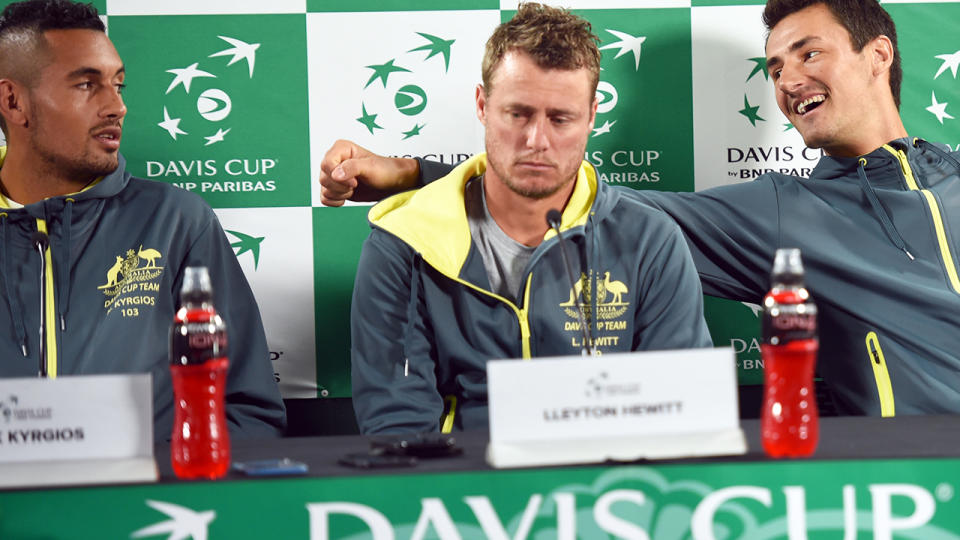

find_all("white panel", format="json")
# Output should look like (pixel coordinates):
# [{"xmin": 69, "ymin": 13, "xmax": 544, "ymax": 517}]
[
  {"xmin": 214, "ymin": 207, "xmax": 317, "ymax": 398},
  {"xmin": 306, "ymin": 10, "xmax": 497, "ymax": 207}
]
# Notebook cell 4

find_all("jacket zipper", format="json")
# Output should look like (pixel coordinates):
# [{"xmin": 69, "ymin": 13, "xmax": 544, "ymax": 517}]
[
  {"xmin": 36, "ymin": 219, "xmax": 58, "ymax": 378},
  {"xmin": 865, "ymin": 331, "xmax": 895, "ymax": 417},
  {"xmin": 884, "ymin": 146, "xmax": 960, "ymax": 293},
  {"xmin": 438, "ymin": 276, "xmax": 533, "ymax": 433}
]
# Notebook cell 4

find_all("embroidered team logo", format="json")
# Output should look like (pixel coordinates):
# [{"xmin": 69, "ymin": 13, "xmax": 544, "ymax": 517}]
[
  {"xmin": 99, "ymin": 246, "xmax": 164, "ymax": 317},
  {"xmin": 559, "ymin": 270, "xmax": 630, "ymax": 321}
]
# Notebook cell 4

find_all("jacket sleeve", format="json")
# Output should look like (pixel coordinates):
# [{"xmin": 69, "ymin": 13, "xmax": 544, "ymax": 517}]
[
  {"xmin": 632, "ymin": 180, "xmax": 781, "ymax": 302},
  {"xmin": 631, "ymin": 215, "xmax": 713, "ymax": 350},
  {"xmin": 180, "ymin": 213, "xmax": 286, "ymax": 438},
  {"xmin": 416, "ymin": 158, "xmax": 456, "ymax": 187},
  {"xmin": 351, "ymin": 228, "xmax": 444, "ymax": 434}
]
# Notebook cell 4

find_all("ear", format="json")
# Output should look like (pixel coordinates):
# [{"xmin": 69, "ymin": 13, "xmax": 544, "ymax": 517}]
[
  {"xmin": 0, "ymin": 79, "xmax": 29, "ymax": 129},
  {"xmin": 475, "ymin": 83, "xmax": 487, "ymax": 126},
  {"xmin": 587, "ymin": 95, "xmax": 598, "ymax": 134},
  {"xmin": 869, "ymin": 34, "xmax": 894, "ymax": 78}
]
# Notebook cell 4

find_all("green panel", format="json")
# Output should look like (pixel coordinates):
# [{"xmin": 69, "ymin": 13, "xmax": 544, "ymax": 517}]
[
  {"xmin": 888, "ymin": 3, "xmax": 960, "ymax": 150},
  {"xmin": 577, "ymin": 8, "xmax": 696, "ymax": 193},
  {"xmin": 109, "ymin": 14, "xmax": 311, "ymax": 208},
  {"xmin": 313, "ymin": 206, "xmax": 371, "ymax": 397},
  {"xmin": 307, "ymin": 0, "xmax": 497, "ymax": 12},
  {"xmin": 704, "ymin": 295, "xmax": 764, "ymax": 386},
  {"xmin": 2, "ymin": 458, "xmax": 960, "ymax": 538}
]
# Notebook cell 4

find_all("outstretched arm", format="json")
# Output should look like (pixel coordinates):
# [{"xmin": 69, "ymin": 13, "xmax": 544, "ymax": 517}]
[{"xmin": 318, "ymin": 140, "xmax": 421, "ymax": 206}]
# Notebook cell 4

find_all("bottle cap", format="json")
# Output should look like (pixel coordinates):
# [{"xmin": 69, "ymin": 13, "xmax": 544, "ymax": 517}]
[
  {"xmin": 180, "ymin": 266, "xmax": 213, "ymax": 304},
  {"xmin": 771, "ymin": 248, "xmax": 804, "ymax": 285}
]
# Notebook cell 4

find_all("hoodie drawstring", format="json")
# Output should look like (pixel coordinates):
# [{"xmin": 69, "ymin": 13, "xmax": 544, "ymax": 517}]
[
  {"xmin": 0, "ymin": 214, "xmax": 29, "ymax": 356},
  {"xmin": 857, "ymin": 158, "xmax": 914, "ymax": 260},
  {"xmin": 57, "ymin": 199, "xmax": 74, "ymax": 331},
  {"xmin": 402, "ymin": 253, "xmax": 423, "ymax": 378}
]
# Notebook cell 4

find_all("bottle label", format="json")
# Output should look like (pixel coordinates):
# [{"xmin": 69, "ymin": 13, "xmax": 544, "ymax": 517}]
[
  {"xmin": 762, "ymin": 302, "xmax": 817, "ymax": 345},
  {"xmin": 171, "ymin": 322, "xmax": 228, "ymax": 365}
]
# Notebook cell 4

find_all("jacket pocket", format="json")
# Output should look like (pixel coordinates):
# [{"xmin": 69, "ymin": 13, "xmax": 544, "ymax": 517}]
[{"xmin": 865, "ymin": 331, "xmax": 895, "ymax": 417}]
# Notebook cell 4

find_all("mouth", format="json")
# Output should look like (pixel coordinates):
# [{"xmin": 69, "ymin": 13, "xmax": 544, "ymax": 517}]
[
  {"xmin": 795, "ymin": 94, "xmax": 826, "ymax": 116},
  {"xmin": 93, "ymin": 127, "xmax": 122, "ymax": 149}
]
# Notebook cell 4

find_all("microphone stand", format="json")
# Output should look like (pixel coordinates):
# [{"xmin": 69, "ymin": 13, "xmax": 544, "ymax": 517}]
[{"xmin": 546, "ymin": 209, "xmax": 597, "ymax": 356}]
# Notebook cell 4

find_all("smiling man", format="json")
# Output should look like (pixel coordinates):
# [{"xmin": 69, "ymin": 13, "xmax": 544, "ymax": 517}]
[
  {"xmin": 321, "ymin": 0, "xmax": 960, "ymax": 418},
  {"xmin": 0, "ymin": 0, "xmax": 285, "ymax": 441},
  {"xmin": 349, "ymin": 3, "xmax": 711, "ymax": 434}
]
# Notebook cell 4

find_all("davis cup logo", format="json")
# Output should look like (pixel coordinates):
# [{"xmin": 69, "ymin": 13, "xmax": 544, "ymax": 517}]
[
  {"xmin": 926, "ymin": 48, "xmax": 959, "ymax": 126},
  {"xmin": 156, "ymin": 36, "xmax": 259, "ymax": 147},
  {"xmin": 355, "ymin": 32, "xmax": 455, "ymax": 140},
  {"xmin": 592, "ymin": 28, "xmax": 645, "ymax": 140}
]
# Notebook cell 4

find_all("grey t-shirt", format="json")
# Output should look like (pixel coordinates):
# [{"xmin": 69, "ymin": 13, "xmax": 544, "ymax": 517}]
[{"xmin": 465, "ymin": 176, "xmax": 535, "ymax": 303}]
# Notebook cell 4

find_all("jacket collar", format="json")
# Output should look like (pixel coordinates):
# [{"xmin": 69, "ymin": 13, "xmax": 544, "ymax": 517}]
[{"xmin": 369, "ymin": 153, "xmax": 598, "ymax": 277}]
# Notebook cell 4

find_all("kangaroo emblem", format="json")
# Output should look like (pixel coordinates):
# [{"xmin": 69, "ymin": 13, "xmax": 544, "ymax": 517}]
[
  {"xmin": 98, "ymin": 256, "xmax": 124, "ymax": 289},
  {"xmin": 137, "ymin": 245, "xmax": 162, "ymax": 268}
]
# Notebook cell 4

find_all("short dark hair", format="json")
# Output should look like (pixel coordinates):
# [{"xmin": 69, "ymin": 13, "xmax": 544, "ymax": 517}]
[
  {"xmin": 482, "ymin": 2, "xmax": 601, "ymax": 99},
  {"xmin": 0, "ymin": 0, "xmax": 104, "ymax": 134},
  {"xmin": 763, "ymin": 0, "xmax": 901, "ymax": 108},
  {"xmin": 0, "ymin": 0, "xmax": 103, "ymax": 35}
]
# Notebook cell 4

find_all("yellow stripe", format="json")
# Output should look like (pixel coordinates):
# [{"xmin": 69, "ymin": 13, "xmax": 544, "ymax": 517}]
[
  {"xmin": 882, "ymin": 145, "xmax": 960, "ymax": 293},
  {"xmin": 519, "ymin": 276, "xmax": 533, "ymax": 360},
  {"xmin": 865, "ymin": 331, "xmax": 895, "ymax": 417},
  {"xmin": 440, "ymin": 395, "xmax": 457, "ymax": 433},
  {"xmin": 920, "ymin": 190, "xmax": 960, "ymax": 293},
  {"xmin": 36, "ymin": 220, "xmax": 58, "ymax": 378}
]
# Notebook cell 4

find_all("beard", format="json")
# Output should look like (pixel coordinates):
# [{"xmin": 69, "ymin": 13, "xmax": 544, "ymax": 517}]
[{"xmin": 29, "ymin": 112, "xmax": 120, "ymax": 183}]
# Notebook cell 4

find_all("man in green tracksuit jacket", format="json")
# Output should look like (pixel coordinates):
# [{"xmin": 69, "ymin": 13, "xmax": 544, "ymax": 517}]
[
  {"xmin": 0, "ymin": 1, "xmax": 285, "ymax": 440},
  {"xmin": 350, "ymin": 5, "xmax": 712, "ymax": 434},
  {"xmin": 321, "ymin": 0, "xmax": 960, "ymax": 417}
]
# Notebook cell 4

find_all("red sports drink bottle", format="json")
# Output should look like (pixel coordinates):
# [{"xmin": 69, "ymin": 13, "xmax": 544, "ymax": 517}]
[
  {"xmin": 169, "ymin": 266, "xmax": 231, "ymax": 479},
  {"xmin": 761, "ymin": 248, "xmax": 819, "ymax": 458}
]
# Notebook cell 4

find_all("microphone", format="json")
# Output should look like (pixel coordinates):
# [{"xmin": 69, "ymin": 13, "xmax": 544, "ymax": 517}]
[
  {"xmin": 31, "ymin": 231, "xmax": 49, "ymax": 377},
  {"xmin": 546, "ymin": 209, "xmax": 596, "ymax": 356}
]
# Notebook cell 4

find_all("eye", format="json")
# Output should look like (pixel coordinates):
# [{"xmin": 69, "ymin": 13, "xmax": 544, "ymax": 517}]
[
  {"xmin": 805, "ymin": 50, "xmax": 821, "ymax": 60},
  {"xmin": 116, "ymin": 83, "xmax": 127, "ymax": 94},
  {"xmin": 76, "ymin": 81, "xmax": 93, "ymax": 90}
]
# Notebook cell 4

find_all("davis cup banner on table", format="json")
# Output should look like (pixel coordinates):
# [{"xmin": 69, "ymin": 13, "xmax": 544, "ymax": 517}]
[
  {"xmin": 0, "ymin": 0, "xmax": 954, "ymax": 398},
  {"xmin": 2, "ymin": 458, "xmax": 960, "ymax": 538}
]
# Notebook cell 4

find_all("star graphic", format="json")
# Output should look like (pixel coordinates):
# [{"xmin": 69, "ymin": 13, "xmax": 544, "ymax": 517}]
[
  {"xmin": 592, "ymin": 119, "xmax": 616, "ymax": 137},
  {"xmin": 738, "ymin": 94, "xmax": 765, "ymax": 126},
  {"xmin": 165, "ymin": 62, "xmax": 215, "ymax": 95},
  {"xmin": 204, "ymin": 128, "xmax": 231, "ymax": 146},
  {"xmin": 934, "ymin": 50, "xmax": 960, "ymax": 80},
  {"xmin": 741, "ymin": 302, "xmax": 762, "ymax": 317},
  {"xmin": 746, "ymin": 57, "xmax": 769, "ymax": 82},
  {"xmin": 401, "ymin": 123, "xmax": 425, "ymax": 140},
  {"xmin": 356, "ymin": 104, "xmax": 383, "ymax": 134},
  {"xmin": 926, "ymin": 91, "xmax": 954, "ymax": 124},
  {"xmin": 783, "ymin": 123, "xmax": 795, "ymax": 131},
  {"xmin": 599, "ymin": 29, "xmax": 646, "ymax": 70},
  {"xmin": 209, "ymin": 35, "xmax": 260, "ymax": 78},
  {"xmin": 157, "ymin": 107, "xmax": 187, "ymax": 140},
  {"xmin": 364, "ymin": 59, "xmax": 411, "ymax": 89},
  {"xmin": 227, "ymin": 230, "xmax": 265, "ymax": 269},
  {"xmin": 408, "ymin": 33, "xmax": 455, "ymax": 72}
]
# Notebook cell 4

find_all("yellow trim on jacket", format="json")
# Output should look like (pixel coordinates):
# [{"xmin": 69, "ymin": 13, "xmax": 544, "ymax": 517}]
[{"xmin": 368, "ymin": 152, "xmax": 597, "ymax": 280}]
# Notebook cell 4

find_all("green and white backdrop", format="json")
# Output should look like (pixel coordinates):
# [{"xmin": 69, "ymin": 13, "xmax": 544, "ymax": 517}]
[{"xmin": 1, "ymin": 0, "xmax": 957, "ymax": 399}]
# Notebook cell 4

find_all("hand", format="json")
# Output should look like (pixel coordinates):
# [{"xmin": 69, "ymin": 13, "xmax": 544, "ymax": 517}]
[{"xmin": 318, "ymin": 140, "xmax": 419, "ymax": 207}]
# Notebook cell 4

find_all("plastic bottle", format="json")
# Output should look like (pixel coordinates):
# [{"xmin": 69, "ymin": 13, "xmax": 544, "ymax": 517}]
[
  {"xmin": 169, "ymin": 266, "xmax": 231, "ymax": 479},
  {"xmin": 761, "ymin": 248, "xmax": 819, "ymax": 458}
]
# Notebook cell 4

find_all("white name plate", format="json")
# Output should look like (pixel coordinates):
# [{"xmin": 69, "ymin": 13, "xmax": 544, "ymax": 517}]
[
  {"xmin": 0, "ymin": 374, "xmax": 153, "ymax": 464},
  {"xmin": 486, "ymin": 348, "xmax": 746, "ymax": 468}
]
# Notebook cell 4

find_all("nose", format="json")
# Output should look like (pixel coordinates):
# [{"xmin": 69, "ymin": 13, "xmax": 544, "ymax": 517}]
[
  {"xmin": 776, "ymin": 62, "xmax": 804, "ymax": 96},
  {"xmin": 101, "ymin": 85, "xmax": 127, "ymax": 120},
  {"xmin": 524, "ymin": 115, "xmax": 549, "ymax": 151}
]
